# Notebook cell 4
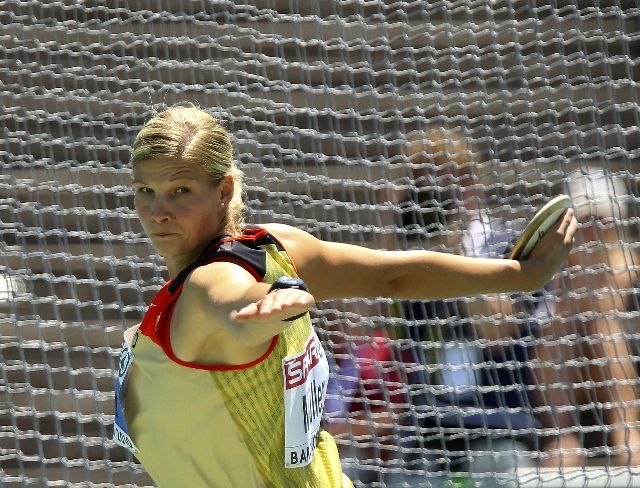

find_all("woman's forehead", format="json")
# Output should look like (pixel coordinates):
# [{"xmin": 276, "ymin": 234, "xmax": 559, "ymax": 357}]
[{"xmin": 132, "ymin": 158, "xmax": 206, "ymax": 182}]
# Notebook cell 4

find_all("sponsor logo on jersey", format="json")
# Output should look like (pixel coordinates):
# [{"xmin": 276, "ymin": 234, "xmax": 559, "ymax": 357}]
[{"xmin": 283, "ymin": 333, "xmax": 325, "ymax": 389}]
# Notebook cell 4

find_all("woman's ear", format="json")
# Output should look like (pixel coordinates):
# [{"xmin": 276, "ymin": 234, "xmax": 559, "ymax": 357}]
[{"xmin": 219, "ymin": 174, "xmax": 235, "ymax": 206}]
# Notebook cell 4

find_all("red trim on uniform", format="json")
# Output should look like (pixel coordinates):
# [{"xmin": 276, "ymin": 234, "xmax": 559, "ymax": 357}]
[
  {"xmin": 158, "ymin": 299, "xmax": 279, "ymax": 371},
  {"xmin": 138, "ymin": 230, "xmax": 280, "ymax": 371},
  {"xmin": 221, "ymin": 226, "xmax": 269, "ymax": 244}
]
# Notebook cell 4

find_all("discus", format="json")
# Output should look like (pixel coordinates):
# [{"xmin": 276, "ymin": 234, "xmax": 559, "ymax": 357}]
[{"xmin": 509, "ymin": 194, "xmax": 573, "ymax": 261}]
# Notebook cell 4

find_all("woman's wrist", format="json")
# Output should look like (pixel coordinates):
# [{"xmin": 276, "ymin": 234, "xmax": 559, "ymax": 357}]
[
  {"xmin": 268, "ymin": 276, "xmax": 309, "ymax": 294},
  {"xmin": 268, "ymin": 276, "xmax": 310, "ymax": 321}
]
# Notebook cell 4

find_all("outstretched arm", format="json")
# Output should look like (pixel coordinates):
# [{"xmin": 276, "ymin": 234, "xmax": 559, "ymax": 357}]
[
  {"xmin": 263, "ymin": 208, "xmax": 577, "ymax": 302},
  {"xmin": 169, "ymin": 211, "xmax": 576, "ymax": 364}
]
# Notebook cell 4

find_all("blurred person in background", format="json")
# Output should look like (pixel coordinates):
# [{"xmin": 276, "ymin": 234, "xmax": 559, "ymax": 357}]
[
  {"xmin": 532, "ymin": 165, "xmax": 640, "ymax": 467},
  {"xmin": 321, "ymin": 301, "xmax": 407, "ymax": 487},
  {"xmin": 381, "ymin": 127, "xmax": 545, "ymax": 487},
  {"xmin": 385, "ymin": 126, "xmax": 640, "ymax": 474}
]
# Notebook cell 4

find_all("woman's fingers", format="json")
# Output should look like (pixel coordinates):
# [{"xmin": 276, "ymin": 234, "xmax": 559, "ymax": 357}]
[
  {"xmin": 523, "ymin": 208, "xmax": 579, "ymax": 290},
  {"xmin": 232, "ymin": 289, "xmax": 314, "ymax": 322},
  {"xmin": 552, "ymin": 208, "xmax": 579, "ymax": 250},
  {"xmin": 232, "ymin": 302, "xmax": 260, "ymax": 320},
  {"xmin": 537, "ymin": 208, "xmax": 577, "ymax": 254},
  {"xmin": 564, "ymin": 209, "xmax": 579, "ymax": 246}
]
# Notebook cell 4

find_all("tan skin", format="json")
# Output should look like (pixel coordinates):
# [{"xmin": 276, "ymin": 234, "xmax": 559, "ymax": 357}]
[{"xmin": 133, "ymin": 157, "xmax": 578, "ymax": 369}]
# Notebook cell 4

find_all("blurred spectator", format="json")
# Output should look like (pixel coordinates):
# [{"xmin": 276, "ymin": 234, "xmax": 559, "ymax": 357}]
[
  {"xmin": 320, "ymin": 301, "xmax": 408, "ymax": 486},
  {"xmin": 531, "ymin": 165, "xmax": 640, "ymax": 467},
  {"xmin": 322, "ymin": 133, "xmax": 640, "ymax": 485},
  {"xmin": 382, "ymin": 127, "xmax": 540, "ymax": 486}
]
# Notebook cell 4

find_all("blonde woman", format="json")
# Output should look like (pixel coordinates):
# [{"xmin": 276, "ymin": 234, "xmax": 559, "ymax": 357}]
[{"xmin": 112, "ymin": 105, "xmax": 577, "ymax": 488}]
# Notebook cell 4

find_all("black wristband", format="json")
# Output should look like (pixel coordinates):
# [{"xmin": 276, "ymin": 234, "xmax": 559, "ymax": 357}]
[
  {"xmin": 268, "ymin": 276, "xmax": 309, "ymax": 293},
  {"xmin": 268, "ymin": 276, "xmax": 310, "ymax": 321}
]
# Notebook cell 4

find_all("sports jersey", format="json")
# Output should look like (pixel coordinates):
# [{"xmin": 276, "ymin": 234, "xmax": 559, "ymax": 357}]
[{"xmin": 113, "ymin": 226, "xmax": 352, "ymax": 488}]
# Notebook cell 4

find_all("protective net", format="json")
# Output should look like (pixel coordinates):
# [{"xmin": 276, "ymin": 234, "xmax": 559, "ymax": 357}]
[{"xmin": 1, "ymin": 1, "xmax": 639, "ymax": 487}]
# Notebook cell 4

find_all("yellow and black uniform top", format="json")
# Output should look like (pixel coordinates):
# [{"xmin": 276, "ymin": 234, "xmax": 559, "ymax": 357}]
[{"xmin": 113, "ymin": 226, "xmax": 351, "ymax": 488}]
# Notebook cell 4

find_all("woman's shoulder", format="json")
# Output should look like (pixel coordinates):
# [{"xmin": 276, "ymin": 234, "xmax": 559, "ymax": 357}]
[
  {"xmin": 257, "ymin": 223, "xmax": 326, "ymax": 276},
  {"xmin": 259, "ymin": 222, "xmax": 305, "ymax": 239},
  {"xmin": 258, "ymin": 223, "xmax": 317, "ymax": 251}
]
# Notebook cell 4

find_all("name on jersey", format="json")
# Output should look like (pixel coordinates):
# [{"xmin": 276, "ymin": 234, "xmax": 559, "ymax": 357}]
[
  {"xmin": 302, "ymin": 379, "xmax": 325, "ymax": 434},
  {"xmin": 282, "ymin": 331, "xmax": 329, "ymax": 468}
]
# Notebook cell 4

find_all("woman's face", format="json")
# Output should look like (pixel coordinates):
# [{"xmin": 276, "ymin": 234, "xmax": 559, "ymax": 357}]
[{"xmin": 132, "ymin": 158, "xmax": 229, "ymax": 268}]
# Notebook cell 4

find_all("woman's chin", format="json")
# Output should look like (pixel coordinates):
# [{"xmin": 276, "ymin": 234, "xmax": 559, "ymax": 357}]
[{"xmin": 150, "ymin": 237, "xmax": 182, "ymax": 255}]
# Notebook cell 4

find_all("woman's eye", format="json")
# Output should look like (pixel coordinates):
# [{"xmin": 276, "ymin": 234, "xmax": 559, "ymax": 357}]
[{"xmin": 175, "ymin": 187, "xmax": 190, "ymax": 194}]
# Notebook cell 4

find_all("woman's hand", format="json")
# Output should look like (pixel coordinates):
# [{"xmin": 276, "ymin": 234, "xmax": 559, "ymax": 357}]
[
  {"xmin": 231, "ymin": 288, "xmax": 315, "ymax": 323},
  {"xmin": 520, "ymin": 208, "xmax": 579, "ymax": 290}
]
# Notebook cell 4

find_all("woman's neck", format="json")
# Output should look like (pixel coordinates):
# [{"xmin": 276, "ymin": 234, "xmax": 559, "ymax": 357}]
[{"xmin": 165, "ymin": 232, "xmax": 231, "ymax": 280}]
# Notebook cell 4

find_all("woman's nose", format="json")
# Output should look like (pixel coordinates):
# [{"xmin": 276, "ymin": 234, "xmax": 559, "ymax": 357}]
[{"xmin": 150, "ymin": 198, "xmax": 173, "ymax": 223}]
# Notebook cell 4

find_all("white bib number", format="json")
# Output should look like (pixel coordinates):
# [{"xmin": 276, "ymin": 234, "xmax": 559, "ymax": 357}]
[
  {"xmin": 282, "ymin": 332, "xmax": 329, "ymax": 468},
  {"xmin": 113, "ymin": 325, "xmax": 140, "ymax": 454}
]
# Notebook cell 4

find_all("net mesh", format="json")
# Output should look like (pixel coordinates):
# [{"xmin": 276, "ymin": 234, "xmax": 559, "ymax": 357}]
[{"xmin": 1, "ymin": 1, "xmax": 640, "ymax": 487}]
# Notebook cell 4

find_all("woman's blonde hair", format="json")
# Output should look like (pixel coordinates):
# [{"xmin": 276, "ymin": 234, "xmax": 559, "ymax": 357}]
[{"xmin": 131, "ymin": 105, "xmax": 245, "ymax": 235}]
